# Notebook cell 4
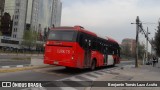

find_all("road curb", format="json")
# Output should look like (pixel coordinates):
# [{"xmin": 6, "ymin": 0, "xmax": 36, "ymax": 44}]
[
  {"xmin": 0, "ymin": 65, "xmax": 53, "ymax": 73},
  {"xmin": 0, "ymin": 64, "xmax": 31, "ymax": 69},
  {"xmin": 0, "ymin": 53, "xmax": 43, "ymax": 56}
]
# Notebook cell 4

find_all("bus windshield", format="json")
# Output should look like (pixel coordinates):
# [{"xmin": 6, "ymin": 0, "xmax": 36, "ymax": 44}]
[{"xmin": 48, "ymin": 30, "xmax": 78, "ymax": 41}]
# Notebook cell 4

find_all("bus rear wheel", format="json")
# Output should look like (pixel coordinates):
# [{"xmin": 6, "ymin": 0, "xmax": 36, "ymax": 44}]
[
  {"xmin": 90, "ymin": 60, "xmax": 96, "ymax": 70},
  {"xmin": 65, "ymin": 67, "xmax": 73, "ymax": 70}
]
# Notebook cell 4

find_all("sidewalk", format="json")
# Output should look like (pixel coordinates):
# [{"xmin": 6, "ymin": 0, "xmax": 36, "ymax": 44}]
[
  {"xmin": 0, "ymin": 53, "xmax": 43, "ymax": 56},
  {"xmin": 86, "ymin": 60, "xmax": 160, "ymax": 90}
]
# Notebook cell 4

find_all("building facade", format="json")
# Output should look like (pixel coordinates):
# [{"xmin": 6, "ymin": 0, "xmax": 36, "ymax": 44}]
[
  {"xmin": 51, "ymin": 0, "xmax": 62, "ymax": 27},
  {"xmin": 0, "ymin": 0, "xmax": 5, "ymax": 18},
  {"xmin": 0, "ymin": 0, "xmax": 62, "ymax": 48},
  {"xmin": 121, "ymin": 38, "xmax": 136, "ymax": 57},
  {"xmin": 12, "ymin": 0, "xmax": 28, "ymax": 40}
]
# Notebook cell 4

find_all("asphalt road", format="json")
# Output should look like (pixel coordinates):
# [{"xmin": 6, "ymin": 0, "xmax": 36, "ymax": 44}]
[
  {"xmin": 0, "ymin": 61, "xmax": 134, "ymax": 81},
  {"xmin": 117, "ymin": 60, "xmax": 135, "ymax": 66},
  {"xmin": 0, "ymin": 61, "xmax": 134, "ymax": 90},
  {"xmin": 0, "ymin": 66, "xmax": 120, "ymax": 90},
  {"xmin": 0, "ymin": 66, "xmax": 67, "ymax": 81}
]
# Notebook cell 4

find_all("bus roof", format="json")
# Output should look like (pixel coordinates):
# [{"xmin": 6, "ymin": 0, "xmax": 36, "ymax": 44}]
[
  {"xmin": 49, "ymin": 26, "xmax": 118, "ymax": 44},
  {"xmin": 106, "ymin": 36, "xmax": 118, "ymax": 44},
  {"xmin": 49, "ymin": 26, "xmax": 97, "ymax": 37}
]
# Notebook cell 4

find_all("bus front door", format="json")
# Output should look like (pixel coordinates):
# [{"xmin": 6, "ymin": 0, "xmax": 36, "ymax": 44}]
[
  {"xmin": 104, "ymin": 47, "xmax": 108, "ymax": 65},
  {"xmin": 84, "ymin": 39, "xmax": 91, "ymax": 68}
]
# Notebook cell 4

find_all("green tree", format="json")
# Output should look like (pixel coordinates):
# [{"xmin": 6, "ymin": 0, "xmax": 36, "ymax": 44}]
[
  {"xmin": 154, "ymin": 22, "xmax": 160, "ymax": 57},
  {"xmin": 121, "ymin": 43, "xmax": 130, "ymax": 58},
  {"xmin": 22, "ymin": 29, "xmax": 38, "ymax": 50},
  {"xmin": 124, "ymin": 44, "xmax": 130, "ymax": 57},
  {"xmin": 1, "ymin": 12, "xmax": 12, "ymax": 36},
  {"xmin": 138, "ymin": 43, "xmax": 145, "ymax": 59}
]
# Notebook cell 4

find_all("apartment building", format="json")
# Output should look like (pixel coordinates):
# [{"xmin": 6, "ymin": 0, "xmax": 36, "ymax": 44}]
[{"xmin": 0, "ymin": 0, "xmax": 62, "ymax": 48}]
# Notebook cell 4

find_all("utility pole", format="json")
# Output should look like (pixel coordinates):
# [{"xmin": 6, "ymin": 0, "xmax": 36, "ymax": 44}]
[
  {"xmin": 135, "ymin": 16, "xmax": 139, "ymax": 68},
  {"xmin": 151, "ymin": 38, "xmax": 153, "ymax": 56},
  {"xmin": 146, "ymin": 27, "xmax": 152, "ymax": 62},
  {"xmin": 132, "ymin": 17, "xmax": 155, "ymax": 66}
]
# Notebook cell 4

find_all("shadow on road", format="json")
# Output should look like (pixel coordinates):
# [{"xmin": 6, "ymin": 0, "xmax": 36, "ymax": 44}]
[{"xmin": 45, "ymin": 65, "xmax": 116, "ymax": 76}]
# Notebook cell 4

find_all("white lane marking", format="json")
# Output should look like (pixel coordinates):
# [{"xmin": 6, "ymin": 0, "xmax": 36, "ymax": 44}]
[
  {"xmin": 57, "ymin": 67, "xmax": 119, "ymax": 81},
  {"xmin": 1, "ymin": 66, "xmax": 10, "ymax": 68},
  {"xmin": 21, "ymin": 87, "xmax": 47, "ymax": 90},
  {"xmin": 69, "ymin": 77, "xmax": 83, "ymax": 81},
  {"xmin": 80, "ymin": 74, "xmax": 96, "ymax": 80},
  {"xmin": 59, "ymin": 77, "xmax": 80, "ymax": 90},
  {"xmin": 100, "ymin": 70, "xmax": 111, "ymax": 73},
  {"xmin": 31, "ymin": 88, "xmax": 47, "ymax": 90},
  {"xmin": 95, "ymin": 71, "xmax": 106, "ymax": 75},
  {"xmin": 17, "ymin": 65, "xmax": 24, "ymax": 68},
  {"xmin": 89, "ymin": 72, "xmax": 101, "ymax": 77},
  {"xmin": 60, "ymin": 87, "xmax": 77, "ymax": 90}
]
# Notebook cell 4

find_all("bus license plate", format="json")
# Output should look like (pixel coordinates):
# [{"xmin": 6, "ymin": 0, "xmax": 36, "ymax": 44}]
[{"xmin": 54, "ymin": 61, "xmax": 59, "ymax": 64}]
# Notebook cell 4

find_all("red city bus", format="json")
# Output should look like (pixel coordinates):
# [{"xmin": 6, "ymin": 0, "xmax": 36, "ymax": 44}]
[{"xmin": 44, "ymin": 25, "xmax": 120, "ymax": 70}]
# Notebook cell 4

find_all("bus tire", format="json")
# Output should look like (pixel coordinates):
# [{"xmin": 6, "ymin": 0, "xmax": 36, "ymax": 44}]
[
  {"xmin": 90, "ymin": 59, "xmax": 96, "ymax": 70},
  {"xmin": 65, "ymin": 67, "xmax": 73, "ymax": 70}
]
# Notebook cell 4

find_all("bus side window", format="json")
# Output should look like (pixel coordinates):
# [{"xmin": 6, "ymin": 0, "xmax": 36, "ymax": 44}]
[
  {"xmin": 92, "ymin": 39, "xmax": 98, "ymax": 51},
  {"xmin": 84, "ymin": 38, "xmax": 89, "ymax": 49},
  {"xmin": 118, "ymin": 49, "xmax": 120, "ymax": 57},
  {"xmin": 79, "ymin": 36, "xmax": 82, "ymax": 47},
  {"xmin": 115, "ymin": 49, "xmax": 118, "ymax": 55},
  {"xmin": 97, "ymin": 42, "xmax": 101, "ymax": 52},
  {"xmin": 104, "ymin": 46, "xmax": 107, "ymax": 54},
  {"xmin": 108, "ymin": 46, "xmax": 113, "ymax": 55},
  {"xmin": 79, "ymin": 32, "xmax": 90, "ymax": 49},
  {"xmin": 79, "ymin": 32, "xmax": 84, "ymax": 48},
  {"xmin": 89, "ymin": 40, "xmax": 91, "ymax": 47}
]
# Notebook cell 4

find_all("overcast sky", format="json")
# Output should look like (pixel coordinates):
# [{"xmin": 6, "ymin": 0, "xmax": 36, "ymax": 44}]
[{"xmin": 61, "ymin": 0, "xmax": 160, "ymax": 44}]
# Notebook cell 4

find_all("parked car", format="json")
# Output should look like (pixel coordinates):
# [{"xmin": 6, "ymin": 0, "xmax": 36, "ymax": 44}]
[{"xmin": 146, "ymin": 60, "xmax": 152, "ymax": 65}]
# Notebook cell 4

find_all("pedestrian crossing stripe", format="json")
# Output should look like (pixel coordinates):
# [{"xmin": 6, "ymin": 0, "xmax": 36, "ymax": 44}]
[
  {"xmin": 80, "ymin": 74, "xmax": 96, "ymax": 80},
  {"xmin": 21, "ymin": 67, "xmax": 119, "ymax": 90}
]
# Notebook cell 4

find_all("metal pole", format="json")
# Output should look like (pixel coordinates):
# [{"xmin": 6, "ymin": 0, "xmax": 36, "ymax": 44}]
[
  {"xmin": 135, "ymin": 16, "xmax": 139, "ymax": 68},
  {"xmin": 151, "ymin": 38, "xmax": 153, "ymax": 56},
  {"xmin": 143, "ymin": 53, "xmax": 145, "ymax": 65}
]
